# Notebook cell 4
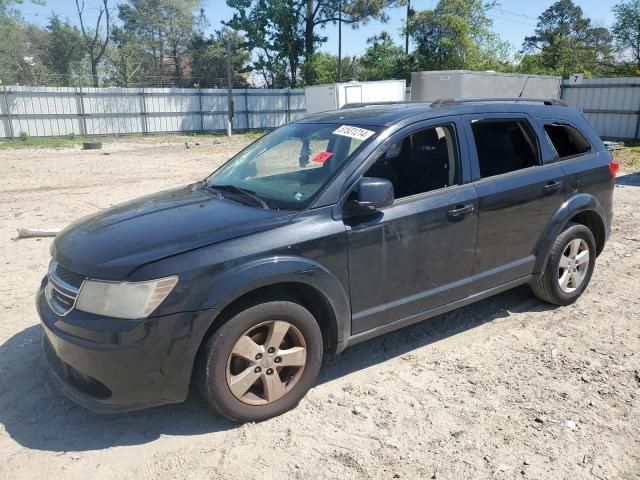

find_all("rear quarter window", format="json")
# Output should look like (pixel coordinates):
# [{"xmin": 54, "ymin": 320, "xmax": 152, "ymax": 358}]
[{"xmin": 544, "ymin": 123, "xmax": 591, "ymax": 159}]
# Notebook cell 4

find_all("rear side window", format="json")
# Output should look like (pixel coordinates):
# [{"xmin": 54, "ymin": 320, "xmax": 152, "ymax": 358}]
[
  {"xmin": 471, "ymin": 120, "xmax": 539, "ymax": 178},
  {"xmin": 544, "ymin": 123, "xmax": 591, "ymax": 158}
]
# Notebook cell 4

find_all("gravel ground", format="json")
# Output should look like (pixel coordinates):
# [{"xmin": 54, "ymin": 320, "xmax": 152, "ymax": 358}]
[{"xmin": 0, "ymin": 139, "xmax": 638, "ymax": 480}]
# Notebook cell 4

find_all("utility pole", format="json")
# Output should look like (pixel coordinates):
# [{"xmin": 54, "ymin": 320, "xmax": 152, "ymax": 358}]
[
  {"xmin": 405, "ymin": 0, "xmax": 411, "ymax": 54},
  {"xmin": 226, "ymin": 40, "xmax": 233, "ymax": 137},
  {"xmin": 338, "ymin": 1, "xmax": 342, "ymax": 82}
]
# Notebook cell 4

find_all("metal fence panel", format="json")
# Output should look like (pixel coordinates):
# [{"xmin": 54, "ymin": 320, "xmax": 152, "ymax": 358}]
[
  {"xmin": 561, "ymin": 78, "xmax": 640, "ymax": 141},
  {"xmin": 0, "ymin": 86, "xmax": 307, "ymax": 139}
]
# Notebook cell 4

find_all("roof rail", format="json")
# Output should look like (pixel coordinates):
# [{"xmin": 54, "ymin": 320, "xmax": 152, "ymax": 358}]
[
  {"xmin": 339, "ymin": 101, "xmax": 412, "ymax": 109},
  {"xmin": 430, "ymin": 97, "xmax": 567, "ymax": 107}
]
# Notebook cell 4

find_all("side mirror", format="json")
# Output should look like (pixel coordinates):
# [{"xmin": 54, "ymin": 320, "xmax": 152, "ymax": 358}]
[{"xmin": 352, "ymin": 177, "xmax": 394, "ymax": 210}]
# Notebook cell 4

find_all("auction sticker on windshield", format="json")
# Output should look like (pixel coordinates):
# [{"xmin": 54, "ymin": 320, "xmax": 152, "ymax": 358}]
[{"xmin": 333, "ymin": 125, "xmax": 375, "ymax": 141}]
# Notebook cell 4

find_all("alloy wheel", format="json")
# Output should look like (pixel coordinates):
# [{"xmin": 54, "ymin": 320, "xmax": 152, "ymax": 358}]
[
  {"xmin": 558, "ymin": 238, "xmax": 590, "ymax": 293},
  {"xmin": 225, "ymin": 320, "xmax": 307, "ymax": 405}
]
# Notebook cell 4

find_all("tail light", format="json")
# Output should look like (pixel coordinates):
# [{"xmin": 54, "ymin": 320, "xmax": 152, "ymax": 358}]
[{"xmin": 609, "ymin": 158, "xmax": 619, "ymax": 180}]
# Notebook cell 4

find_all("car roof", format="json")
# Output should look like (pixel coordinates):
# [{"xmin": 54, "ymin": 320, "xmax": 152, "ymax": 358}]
[{"xmin": 298, "ymin": 101, "xmax": 582, "ymax": 128}]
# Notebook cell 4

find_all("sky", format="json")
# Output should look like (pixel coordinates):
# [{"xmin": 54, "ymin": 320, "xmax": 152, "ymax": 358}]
[{"xmin": 18, "ymin": 0, "xmax": 619, "ymax": 58}]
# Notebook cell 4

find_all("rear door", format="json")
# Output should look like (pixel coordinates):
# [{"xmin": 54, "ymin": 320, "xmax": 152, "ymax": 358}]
[
  {"xmin": 345, "ymin": 117, "xmax": 478, "ymax": 334},
  {"xmin": 463, "ymin": 113, "xmax": 566, "ymax": 291}
]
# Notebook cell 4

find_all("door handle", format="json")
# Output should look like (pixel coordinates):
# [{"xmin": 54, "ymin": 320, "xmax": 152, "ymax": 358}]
[
  {"xmin": 542, "ymin": 181, "xmax": 563, "ymax": 195},
  {"xmin": 447, "ymin": 204, "xmax": 474, "ymax": 220}
]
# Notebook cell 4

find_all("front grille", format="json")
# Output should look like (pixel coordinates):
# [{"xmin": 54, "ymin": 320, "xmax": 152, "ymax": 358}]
[
  {"xmin": 55, "ymin": 263, "xmax": 86, "ymax": 289},
  {"xmin": 46, "ymin": 260, "xmax": 84, "ymax": 316}
]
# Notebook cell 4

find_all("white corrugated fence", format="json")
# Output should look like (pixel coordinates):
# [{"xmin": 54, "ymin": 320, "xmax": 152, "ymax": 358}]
[
  {"xmin": 0, "ymin": 86, "xmax": 305, "ymax": 139},
  {"xmin": 3, "ymin": 79, "xmax": 640, "ymax": 141},
  {"xmin": 561, "ymin": 77, "xmax": 640, "ymax": 141}
]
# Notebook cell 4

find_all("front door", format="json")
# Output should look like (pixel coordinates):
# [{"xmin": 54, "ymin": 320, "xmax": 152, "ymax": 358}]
[{"xmin": 345, "ymin": 119, "xmax": 478, "ymax": 335}]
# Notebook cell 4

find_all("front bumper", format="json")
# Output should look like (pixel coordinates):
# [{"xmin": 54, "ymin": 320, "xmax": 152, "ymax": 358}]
[{"xmin": 37, "ymin": 280, "xmax": 217, "ymax": 413}]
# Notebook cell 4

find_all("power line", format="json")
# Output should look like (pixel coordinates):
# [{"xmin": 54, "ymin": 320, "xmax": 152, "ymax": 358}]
[
  {"xmin": 488, "ymin": 6, "xmax": 539, "ymax": 22},
  {"xmin": 488, "ymin": 14, "xmax": 538, "ymax": 28}
]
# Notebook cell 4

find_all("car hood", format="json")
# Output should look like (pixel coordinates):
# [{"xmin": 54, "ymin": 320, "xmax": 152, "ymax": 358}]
[{"xmin": 52, "ymin": 183, "xmax": 296, "ymax": 279}]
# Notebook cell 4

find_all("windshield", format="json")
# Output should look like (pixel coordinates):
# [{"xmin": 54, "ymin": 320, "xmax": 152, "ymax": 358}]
[{"xmin": 206, "ymin": 122, "xmax": 379, "ymax": 210}]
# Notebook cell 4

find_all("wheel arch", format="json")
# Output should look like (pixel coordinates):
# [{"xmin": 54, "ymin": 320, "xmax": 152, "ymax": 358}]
[
  {"xmin": 534, "ymin": 193, "xmax": 607, "ymax": 273},
  {"xmin": 192, "ymin": 256, "xmax": 350, "ymax": 367}
]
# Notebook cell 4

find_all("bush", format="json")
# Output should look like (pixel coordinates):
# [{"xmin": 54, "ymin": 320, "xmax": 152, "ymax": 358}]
[
  {"xmin": 68, "ymin": 132, "xmax": 76, "ymax": 140},
  {"xmin": 19, "ymin": 131, "xmax": 29, "ymax": 142}
]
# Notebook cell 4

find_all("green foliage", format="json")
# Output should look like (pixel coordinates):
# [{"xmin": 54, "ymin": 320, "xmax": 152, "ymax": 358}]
[
  {"xmin": 612, "ymin": 0, "xmax": 640, "ymax": 74},
  {"xmin": 409, "ymin": 0, "xmax": 513, "ymax": 72},
  {"xmin": 0, "ymin": 0, "xmax": 44, "ymax": 14},
  {"xmin": 0, "ymin": 14, "xmax": 51, "ymax": 84},
  {"xmin": 189, "ymin": 29, "xmax": 251, "ymax": 88},
  {"xmin": 308, "ymin": 52, "xmax": 362, "ymax": 83},
  {"xmin": 104, "ymin": 28, "xmax": 147, "ymax": 86},
  {"xmin": 360, "ymin": 32, "xmax": 410, "ymax": 81},
  {"xmin": 118, "ymin": 0, "xmax": 202, "ymax": 82},
  {"xmin": 226, "ymin": 0, "xmax": 306, "ymax": 87},
  {"xmin": 44, "ymin": 15, "xmax": 86, "ymax": 85},
  {"xmin": 523, "ymin": 0, "xmax": 614, "ymax": 77},
  {"xmin": 226, "ymin": 0, "xmax": 402, "ymax": 86},
  {"xmin": 19, "ymin": 131, "xmax": 29, "ymax": 141}
]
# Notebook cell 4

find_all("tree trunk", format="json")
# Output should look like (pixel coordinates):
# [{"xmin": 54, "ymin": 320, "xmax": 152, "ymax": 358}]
[
  {"xmin": 172, "ymin": 44, "xmax": 182, "ymax": 82},
  {"xmin": 91, "ymin": 59, "xmax": 99, "ymax": 87}
]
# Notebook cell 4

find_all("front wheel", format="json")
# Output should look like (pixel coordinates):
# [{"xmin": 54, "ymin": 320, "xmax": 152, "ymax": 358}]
[
  {"xmin": 196, "ymin": 301, "xmax": 323, "ymax": 422},
  {"xmin": 530, "ymin": 222, "xmax": 596, "ymax": 306}
]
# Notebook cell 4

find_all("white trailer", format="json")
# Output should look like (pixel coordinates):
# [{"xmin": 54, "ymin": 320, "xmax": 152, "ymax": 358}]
[
  {"xmin": 410, "ymin": 70, "xmax": 562, "ymax": 102},
  {"xmin": 305, "ymin": 80, "xmax": 407, "ymax": 115}
]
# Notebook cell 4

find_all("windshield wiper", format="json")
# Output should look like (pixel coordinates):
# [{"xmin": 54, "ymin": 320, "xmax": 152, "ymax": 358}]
[{"xmin": 208, "ymin": 184, "xmax": 270, "ymax": 210}]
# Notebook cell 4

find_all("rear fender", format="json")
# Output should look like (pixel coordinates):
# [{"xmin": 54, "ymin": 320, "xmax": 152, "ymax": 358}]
[{"xmin": 533, "ymin": 193, "xmax": 606, "ymax": 273}]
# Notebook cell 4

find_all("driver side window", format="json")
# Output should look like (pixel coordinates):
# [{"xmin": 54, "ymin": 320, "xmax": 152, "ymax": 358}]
[{"xmin": 363, "ymin": 124, "xmax": 459, "ymax": 200}]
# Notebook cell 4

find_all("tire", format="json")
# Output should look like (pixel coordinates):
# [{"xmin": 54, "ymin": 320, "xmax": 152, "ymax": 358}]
[
  {"xmin": 196, "ymin": 301, "xmax": 323, "ymax": 422},
  {"xmin": 530, "ymin": 222, "xmax": 597, "ymax": 306},
  {"xmin": 82, "ymin": 141, "xmax": 102, "ymax": 150}
]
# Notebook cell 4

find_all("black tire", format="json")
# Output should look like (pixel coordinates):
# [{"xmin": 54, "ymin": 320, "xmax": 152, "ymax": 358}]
[
  {"xmin": 82, "ymin": 141, "xmax": 102, "ymax": 150},
  {"xmin": 530, "ymin": 222, "xmax": 596, "ymax": 306},
  {"xmin": 196, "ymin": 301, "xmax": 323, "ymax": 422}
]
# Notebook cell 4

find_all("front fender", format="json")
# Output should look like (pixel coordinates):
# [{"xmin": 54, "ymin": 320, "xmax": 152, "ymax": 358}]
[
  {"xmin": 197, "ymin": 255, "xmax": 351, "ymax": 346},
  {"xmin": 533, "ymin": 193, "xmax": 606, "ymax": 273}
]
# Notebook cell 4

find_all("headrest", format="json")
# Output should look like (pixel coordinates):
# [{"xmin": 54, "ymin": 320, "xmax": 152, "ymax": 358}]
[{"xmin": 413, "ymin": 129, "xmax": 440, "ymax": 150}]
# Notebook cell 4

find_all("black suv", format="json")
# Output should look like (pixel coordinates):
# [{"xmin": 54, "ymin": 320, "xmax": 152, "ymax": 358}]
[{"xmin": 37, "ymin": 99, "xmax": 617, "ymax": 422}]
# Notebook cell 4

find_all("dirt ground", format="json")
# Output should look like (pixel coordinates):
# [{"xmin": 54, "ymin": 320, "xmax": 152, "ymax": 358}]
[{"xmin": 0, "ymin": 138, "xmax": 638, "ymax": 480}]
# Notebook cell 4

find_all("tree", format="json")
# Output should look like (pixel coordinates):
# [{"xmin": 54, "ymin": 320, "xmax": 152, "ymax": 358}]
[
  {"xmin": 118, "ymin": 0, "xmax": 202, "ymax": 85},
  {"xmin": 301, "ymin": 0, "xmax": 402, "ymax": 84},
  {"xmin": 360, "ymin": 31, "xmax": 409, "ymax": 81},
  {"xmin": 523, "ymin": 0, "xmax": 614, "ymax": 77},
  {"xmin": 44, "ymin": 15, "xmax": 86, "ymax": 85},
  {"xmin": 104, "ymin": 28, "xmax": 147, "ymax": 86},
  {"xmin": 75, "ymin": 0, "xmax": 112, "ymax": 87},
  {"xmin": 308, "ymin": 52, "xmax": 361, "ymax": 83},
  {"xmin": 612, "ymin": 0, "xmax": 640, "ymax": 74},
  {"xmin": 0, "ymin": 0, "xmax": 44, "ymax": 14},
  {"xmin": 409, "ymin": 0, "xmax": 511, "ymax": 71},
  {"xmin": 227, "ymin": 0, "xmax": 402, "ymax": 86},
  {"xmin": 0, "ymin": 15, "xmax": 52, "ymax": 85},
  {"xmin": 226, "ymin": 0, "xmax": 307, "ymax": 88},
  {"xmin": 189, "ymin": 29, "xmax": 251, "ymax": 87}
]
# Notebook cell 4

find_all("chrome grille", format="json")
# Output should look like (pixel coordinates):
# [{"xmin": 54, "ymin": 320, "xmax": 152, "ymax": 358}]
[
  {"xmin": 54, "ymin": 263, "xmax": 86, "ymax": 289},
  {"xmin": 46, "ymin": 261, "xmax": 84, "ymax": 316}
]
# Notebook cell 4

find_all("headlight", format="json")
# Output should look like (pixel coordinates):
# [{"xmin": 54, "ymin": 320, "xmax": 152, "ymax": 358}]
[{"xmin": 75, "ymin": 276, "xmax": 178, "ymax": 319}]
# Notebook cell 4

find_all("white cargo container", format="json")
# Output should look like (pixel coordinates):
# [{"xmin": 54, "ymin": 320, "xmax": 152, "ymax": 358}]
[
  {"xmin": 410, "ymin": 70, "xmax": 562, "ymax": 102},
  {"xmin": 305, "ymin": 80, "xmax": 407, "ymax": 115}
]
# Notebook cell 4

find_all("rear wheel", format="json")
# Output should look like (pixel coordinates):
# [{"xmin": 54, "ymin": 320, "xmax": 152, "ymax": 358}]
[
  {"xmin": 196, "ymin": 301, "xmax": 323, "ymax": 422},
  {"xmin": 531, "ymin": 222, "xmax": 596, "ymax": 305}
]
